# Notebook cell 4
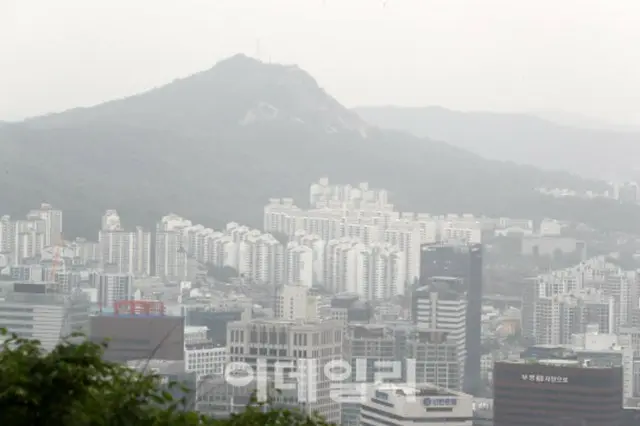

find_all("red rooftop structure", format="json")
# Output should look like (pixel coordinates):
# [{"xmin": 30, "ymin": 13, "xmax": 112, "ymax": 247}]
[{"xmin": 113, "ymin": 300, "xmax": 165, "ymax": 316}]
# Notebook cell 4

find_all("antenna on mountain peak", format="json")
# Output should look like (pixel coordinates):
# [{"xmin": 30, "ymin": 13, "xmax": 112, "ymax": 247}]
[{"xmin": 255, "ymin": 38, "xmax": 262, "ymax": 61}]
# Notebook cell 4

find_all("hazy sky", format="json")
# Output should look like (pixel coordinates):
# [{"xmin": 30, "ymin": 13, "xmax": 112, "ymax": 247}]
[{"xmin": 2, "ymin": 0, "xmax": 639, "ymax": 123}]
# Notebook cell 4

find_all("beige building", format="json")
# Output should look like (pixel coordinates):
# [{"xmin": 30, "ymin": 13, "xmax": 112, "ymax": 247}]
[{"xmin": 226, "ymin": 318, "xmax": 344, "ymax": 424}]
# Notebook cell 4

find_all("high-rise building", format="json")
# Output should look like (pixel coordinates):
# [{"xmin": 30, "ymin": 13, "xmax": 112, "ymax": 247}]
[
  {"xmin": 27, "ymin": 203, "xmax": 63, "ymax": 247},
  {"xmin": 71, "ymin": 237, "xmax": 101, "ymax": 265},
  {"xmin": 13, "ymin": 218, "xmax": 46, "ymax": 264},
  {"xmin": 533, "ymin": 289, "xmax": 613, "ymax": 345},
  {"xmin": 237, "ymin": 231, "xmax": 284, "ymax": 285},
  {"xmin": 89, "ymin": 271, "xmax": 134, "ymax": 310},
  {"xmin": 419, "ymin": 242, "xmax": 483, "ymax": 394},
  {"xmin": 407, "ymin": 329, "xmax": 464, "ymax": 391},
  {"xmin": 0, "ymin": 215, "xmax": 15, "ymax": 254},
  {"xmin": 99, "ymin": 212, "xmax": 151, "ymax": 277},
  {"xmin": 154, "ymin": 214, "xmax": 192, "ymax": 281},
  {"xmin": 494, "ymin": 360, "xmax": 624, "ymax": 426},
  {"xmin": 284, "ymin": 242, "xmax": 314, "ymax": 288},
  {"xmin": 342, "ymin": 324, "xmax": 397, "ymax": 426},
  {"xmin": 412, "ymin": 277, "xmax": 467, "ymax": 385},
  {"xmin": 226, "ymin": 318, "xmax": 344, "ymax": 424},
  {"xmin": 0, "ymin": 283, "xmax": 90, "ymax": 352}
]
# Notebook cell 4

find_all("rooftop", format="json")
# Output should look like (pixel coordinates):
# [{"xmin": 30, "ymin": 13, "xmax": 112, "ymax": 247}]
[
  {"xmin": 373, "ymin": 383, "xmax": 467, "ymax": 398},
  {"xmin": 505, "ymin": 359, "xmax": 615, "ymax": 369}
]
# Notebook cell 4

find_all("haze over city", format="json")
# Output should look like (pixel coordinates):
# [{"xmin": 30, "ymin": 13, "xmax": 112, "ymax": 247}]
[
  {"xmin": 3, "ymin": 0, "xmax": 640, "ymax": 126},
  {"xmin": 3, "ymin": 2, "xmax": 640, "ymax": 426}
]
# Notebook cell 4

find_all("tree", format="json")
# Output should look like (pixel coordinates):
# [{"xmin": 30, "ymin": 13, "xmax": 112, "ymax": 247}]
[
  {"xmin": 0, "ymin": 330, "xmax": 332, "ymax": 426},
  {"xmin": 207, "ymin": 264, "xmax": 239, "ymax": 283}
]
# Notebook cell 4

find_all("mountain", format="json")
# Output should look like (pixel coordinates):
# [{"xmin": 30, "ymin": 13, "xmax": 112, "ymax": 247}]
[
  {"xmin": 0, "ymin": 55, "xmax": 637, "ymax": 238},
  {"xmin": 527, "ymin": 109, "xmax": 640, "ymax": 133},
  {"xmin": 354, "ymin": 106, "xmax": 640, "ymax": 181}
]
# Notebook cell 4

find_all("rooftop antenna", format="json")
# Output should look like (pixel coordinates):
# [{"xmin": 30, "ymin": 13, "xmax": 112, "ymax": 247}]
[{"xmin": 255, "ymin": 38, "xmax": 261, "ymax": 61}]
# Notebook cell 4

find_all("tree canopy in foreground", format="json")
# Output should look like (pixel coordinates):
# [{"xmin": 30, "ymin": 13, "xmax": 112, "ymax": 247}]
[{"xmin": 0, "ymin": 331, "xmax": 331, "ymax": 426}]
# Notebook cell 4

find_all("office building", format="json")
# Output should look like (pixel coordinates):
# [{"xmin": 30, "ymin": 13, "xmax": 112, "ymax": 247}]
[
  {"xmin": 412, "ymin": 277, "xmax": 467, "ymax": 384},
  {"xmin": 408, "ymin": 329, "xmax": 464, "ymax": 391},
  {"xmin": 184, "ymin": 326, "xmax": 227, "ymax": 380},
  {"xmin": 342, "ymin": 324, "xmax": 397, "ymax": 426},
  {"xmin": 90, "ymin": 300, "xmax": 184, "ymax": 362},
  {"xmin": 359, "ymin": 383, "xmax": 473, "ymax": 426},
  {"xmin": 226, "ymin": 318, "xmax": 344, "ymax": 424},
  {"xmin": 494, "ymin": 360, "xmax": 623, "ymax": 426},
  {"xmin": 419, "ymin": 242, "xmax": 483, "ymax": 394},
  {"xmin": 0, "ymin": 282, "xmax": 90, "ymax": 352}
]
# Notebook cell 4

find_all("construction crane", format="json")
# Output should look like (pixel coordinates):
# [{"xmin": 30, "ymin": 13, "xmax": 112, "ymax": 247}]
[{"xmin": 48, "ymin": 233, "xmax": 73, "ymax": 341}]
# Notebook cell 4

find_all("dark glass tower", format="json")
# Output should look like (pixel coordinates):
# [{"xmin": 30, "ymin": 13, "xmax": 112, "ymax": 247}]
[{"xmin": 417, "ymin": 242, "xmax": 483, "ymax": 395}]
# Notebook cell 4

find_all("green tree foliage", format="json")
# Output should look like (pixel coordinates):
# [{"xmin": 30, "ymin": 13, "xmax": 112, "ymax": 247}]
[
  {"xmin": 206, "ymin": 264, "xmax": 239, "ymax": 283},
  {"xmin": 0, "ymin": 330, "xmax": 332, "ymax": 426}
]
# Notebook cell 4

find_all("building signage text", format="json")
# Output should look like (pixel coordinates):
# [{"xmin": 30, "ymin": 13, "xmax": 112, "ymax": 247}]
[
  {"xmin": 423, "ymin": 397, "xmax": 457, "ymax": 407},
  {"xmin": 521, "ymin": 374, "xmax": 568, "ymax": 384}
]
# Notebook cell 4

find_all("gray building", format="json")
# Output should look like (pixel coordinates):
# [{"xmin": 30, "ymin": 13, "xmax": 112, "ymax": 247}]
[
  {"xmin": 0, "ymin": 282, "xmax": 90, "ymax": 351},
  {"xmin": 412, "ymin": 277, "xmax": 467, "ymax": 390},
  {"xmin": 342, "ymin": 324, "xmax": 398, "ymax": 426},
  {"xmin": 408, "ymin": 329, "xmax": 463, "ymax": 391},
  {"xmin": 90, "ymin": 305, "xmax": 184, "ymax": 363}
]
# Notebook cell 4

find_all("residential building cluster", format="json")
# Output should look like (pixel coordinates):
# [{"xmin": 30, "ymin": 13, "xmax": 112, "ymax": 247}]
[{"xmin": 2, "ymin": 178, "xmax": 640, "ymax": 425}]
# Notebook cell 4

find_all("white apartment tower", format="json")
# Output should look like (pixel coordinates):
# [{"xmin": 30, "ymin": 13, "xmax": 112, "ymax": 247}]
[
  {"xmin": 284, "ymin": 242, "xmax": 313, "ymax": 288},
  {"xmin": 384, "ymin": 221, "xmax": 421, "ymax": 284},
  {"xmin": 27, "ymin": 203, "xmax": 63, "ymax": 247},
  {"xmin": 237, "ymin": 232, "xmax": 284, "ymax": 285},
  {"xmin": 533, "ymin": 288, "xmax": 613, "ymax": 345},
  {"xmin": 274, "ymin": 284, "xmax": 318, "ymax": 321},
  {"xmin": 0, "ymin": 215, "xmax": 15, "ymax": 254},
  {"xmin": 291, "ymin": 231, "xmax": 326, "ymax": 286},
  {"xmin": 154, "ymin": 214, "xmax": 191, "ymax": 281},
  {"xmin": 99, "ymin": 211, "xmax": 151, "ymax": 277},
  {"xmin": 90, "ymin": 271, "xmax": 134, "ymax": 309},
  {"xmin": 13, "ymin": 219, "xmax": 46, "ymax": 264}
]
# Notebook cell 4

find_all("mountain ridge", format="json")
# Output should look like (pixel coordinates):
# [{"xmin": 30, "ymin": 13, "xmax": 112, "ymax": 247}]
[
  {"xmin": 355, "ymin": 105, "xmax": 640, "ymax": 181},
  {"xmin": 1, "ymin": 55, "xmax": 636, "ymax": 238}
]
